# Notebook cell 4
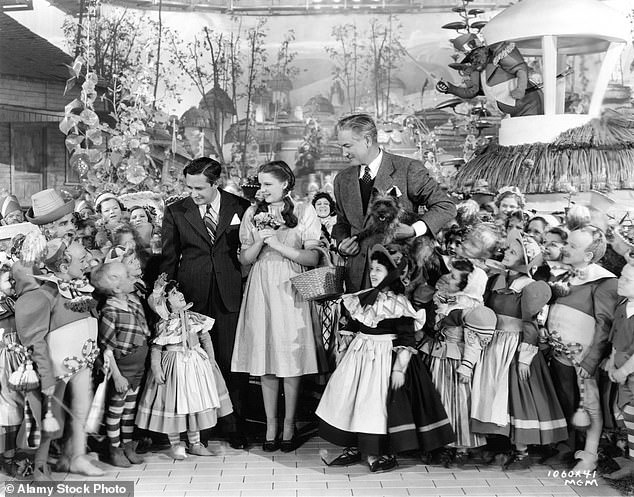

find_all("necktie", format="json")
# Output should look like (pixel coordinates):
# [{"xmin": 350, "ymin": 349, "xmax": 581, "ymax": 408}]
[
  {"xmin": 360, "ymin": 165, "xmax": 372, "ymax": 184},
  {"xmin": 204, "ymin": 204, "xmax": 217, "ymax": 244}
]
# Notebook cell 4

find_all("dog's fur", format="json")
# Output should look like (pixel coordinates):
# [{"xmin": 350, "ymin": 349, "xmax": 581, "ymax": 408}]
[{"xmin": 356, "ymin": 189, "xmax": 417, "ymax": 245}]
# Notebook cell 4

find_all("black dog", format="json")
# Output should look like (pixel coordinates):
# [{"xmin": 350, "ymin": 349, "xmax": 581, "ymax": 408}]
[{"xmin": 356, "ymin": 189, "xmax": 417, "ymax": 245}]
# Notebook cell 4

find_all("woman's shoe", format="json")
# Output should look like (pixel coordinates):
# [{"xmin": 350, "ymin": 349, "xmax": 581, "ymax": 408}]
[
  {"xmin": 439, "ymin": 448, "xmax": 453, "ymax": 468},
  {"xmin": 229, "ymin": 435, "xmax": 249, "ymax": 450},
  {"xmin": 187, "ymin": 442, "xmax": 215, "ymax": 457},
  {"xmin": 262, "ymin": 439, "xmax": 280, "ymax": 452},
  {"xmin": 280, "ymin": 438, "xmax": 295, "ymax": 453},
  {"xmin": 323, "ymin": 447, "xmax": 362, "ymax": 466},
  {"xmin": 504, "ymin": 451, "xmax": 531, "ymax": 471},
  {"xmin": 368, "ymin": 455, "xmax": 397, "ymax": 473},
  {"xmin": 281, "ymin": 430, "xmax": 304, "ymax": 453},
  {"xmin": 454, "ymin": 451, "xmax": 469, "ymax": 467},
  {"xmin": 167, "ymin": 443, "xmax": 187, "ymax": 460}
]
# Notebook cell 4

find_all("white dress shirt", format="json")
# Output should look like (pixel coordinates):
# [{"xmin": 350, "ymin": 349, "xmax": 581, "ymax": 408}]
[
  {"xmin": 358, "ymin": 149, "xmax": 383, "ymax": 180},
  {"xmin": 198, "ymin": 191, "xmax": 221, "ymax": 221}
]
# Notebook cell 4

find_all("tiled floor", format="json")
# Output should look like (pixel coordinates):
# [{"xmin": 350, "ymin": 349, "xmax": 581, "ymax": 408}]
[{"xmin": 1, "ymin": 438, "xmax": 624, "ymax": 496}]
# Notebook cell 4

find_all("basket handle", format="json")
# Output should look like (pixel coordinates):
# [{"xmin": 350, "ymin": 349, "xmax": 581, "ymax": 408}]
[{"xmin": 311, "ymin": 245, "xmax": 335, "ymax": 268}]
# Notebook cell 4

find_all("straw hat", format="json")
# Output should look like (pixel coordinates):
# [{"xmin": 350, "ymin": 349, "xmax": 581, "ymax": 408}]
[{"xmin": 26, "ymin": 189, "xmax": 74, "ymax": 226}]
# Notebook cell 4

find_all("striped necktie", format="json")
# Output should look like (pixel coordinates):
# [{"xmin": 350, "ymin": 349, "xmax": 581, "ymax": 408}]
[{"xmin": 204, "ymin": 204, "xmax": 217, "ymax": 244}]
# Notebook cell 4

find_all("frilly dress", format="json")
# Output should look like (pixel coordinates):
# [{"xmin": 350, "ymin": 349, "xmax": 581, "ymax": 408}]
[
  {"xmin": 420, "ymin": 293, "xmax": 496, "ymax": 449},
  {"xmin": 471, "ymin": 272, "xmax": 567, "ymax": 444},
  {"xmin": 231, "ymin": 202, "xmax": 321, "ymax": 377},
  {"xmin": 316, "ymin": 290, "xmax": 455, "ymax": 456},
  {"xmin": 135, "ymin": 310, "xmax": 233, "ymax": 434}
]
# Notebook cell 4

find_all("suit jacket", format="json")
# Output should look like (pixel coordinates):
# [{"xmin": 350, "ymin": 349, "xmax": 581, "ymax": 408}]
[
  {"xmin": 160, "ymin": 190, "xmax": 251, "ymax": 315},
  {"xmin": 332, "ymin": 151, "xmax": 455, "ymax": 292}
]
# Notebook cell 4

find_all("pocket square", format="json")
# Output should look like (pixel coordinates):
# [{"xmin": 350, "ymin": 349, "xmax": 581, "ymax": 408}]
[
  {"xmin": 230, "ymin": 213, "xmax": 242, "ymax": 225},
  {"xmin": 388, "ymin": 185, "xmax": 403, "ymax": 198}
]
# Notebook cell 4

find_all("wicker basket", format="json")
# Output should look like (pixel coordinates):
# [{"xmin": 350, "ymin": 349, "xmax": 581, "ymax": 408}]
[{"xmin": 290, "ymin": 247, "xmax": 345, "ymax": 301}]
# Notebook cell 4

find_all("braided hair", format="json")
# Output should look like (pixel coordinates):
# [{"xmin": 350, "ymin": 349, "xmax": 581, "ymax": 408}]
[{"xmin": 255, "ymin": 161, "xmax": 298, "ymax": 229}]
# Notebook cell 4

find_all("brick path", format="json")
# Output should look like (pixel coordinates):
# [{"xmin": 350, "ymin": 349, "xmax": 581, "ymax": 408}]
[{"xmin": 2, "ymin": 437, "xmax": 623, "ymax": 497}]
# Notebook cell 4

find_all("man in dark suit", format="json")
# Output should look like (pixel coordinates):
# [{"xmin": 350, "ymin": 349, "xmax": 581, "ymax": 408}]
[
  {"xmin": 161, "ymin": 157, "xmax": 251, "ymax": 446},
  {"xmin": 333, "ymin": 114, "xmax": 456, "ymax": 292}
]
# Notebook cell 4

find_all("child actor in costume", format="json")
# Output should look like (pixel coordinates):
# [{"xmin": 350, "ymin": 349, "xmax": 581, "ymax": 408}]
[
  {"xmin": 316, "ymin": 244, "xmax": 454, "ymax": 472},
  {"xmin": 503, "ymin": 231, "xmax": 567, "ymax": 469},
  {"xmin": 420, "ymin": 258, "xmax": 496, "ymax": 465},
  {"xmin": 0, "ymin": 260, "xmax": 25, "ymax": 475},
  {"xmin": 136, "ymin": 274, "xmax": 234, "ymax": 459},
  {"xmin": 92, "ymin": 262, "xmax": 149, "ymax": 468},
  {"xmin": 602, "ymin": 263, "xmax": 634, "ymax": 479},
  {"xmin": 471, "ymin": 230, "xmax": 567, "ymax": 468},
  {"xmin": 546, "ymin": 226, "xmax": 617, "ymax": 471}
]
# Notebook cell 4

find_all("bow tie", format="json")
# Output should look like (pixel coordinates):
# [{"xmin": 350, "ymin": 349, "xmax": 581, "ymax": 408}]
[
  {"xmin": 566, "ymin": 267, "xmax": 588, "ymax": 281},
  {"xmin": 35, "ymin": 274, "xmax": 94, "ymax": 300},
  {"xmin": 57, "ymin": 277, "xmax": 94, "ymax": 299}
]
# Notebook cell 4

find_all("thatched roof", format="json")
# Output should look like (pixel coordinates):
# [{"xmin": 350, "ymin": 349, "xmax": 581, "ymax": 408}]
[{"xmin": 454, "ymin": 109, "xmax": 634, "ymax": 193}]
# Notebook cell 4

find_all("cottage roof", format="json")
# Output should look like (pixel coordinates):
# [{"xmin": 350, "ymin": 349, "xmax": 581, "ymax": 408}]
[
  {"xmin": 180, "ymin": 107, "xmax": 212, "ymax": 128},
  {"xmin": 0, "ymin": 12, "xmax": 72, "ymax": 81},
  {"xmin": 303, "ymin": 95, "xmax": 334, "ymax": 115},
  {"xmin": 199, "ymin": 86, "xmax": 236, "ymax": 116}
]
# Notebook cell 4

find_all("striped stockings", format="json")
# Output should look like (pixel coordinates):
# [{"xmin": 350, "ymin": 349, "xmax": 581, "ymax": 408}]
[
  {"xmin": 168, "ymin": 431, "xmax": 201, "ymax": 446},
  {"xmin": 106, "ymin": 386, "xmax": 140, "ymax": 448},
  {"xmin": 623, "ymin": 404, "xmax": 634, "ymax": 458}
]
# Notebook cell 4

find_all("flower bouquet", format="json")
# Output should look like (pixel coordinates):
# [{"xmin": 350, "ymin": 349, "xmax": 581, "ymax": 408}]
[{"xmin": 253, "ymin": 212, "xmax": 282, "ymax": 230}]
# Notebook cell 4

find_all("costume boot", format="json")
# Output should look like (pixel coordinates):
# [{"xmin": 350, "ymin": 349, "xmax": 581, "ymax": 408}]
[
  {"xmin": 605, "ymin": 457, "xmax": 634, "ymax": 480},
  {"xmin": 572, "ymin": 450, "xmax": 597, "ymax": 472},
  {"xmin": 123, "ymin": 441, "xmax": 144, "ymax": 464},
  {"xmin": 109, "ymin": 446, "xmax": 132, "ymax": 468}
]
